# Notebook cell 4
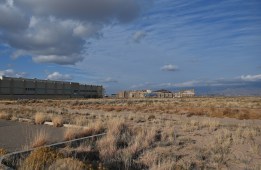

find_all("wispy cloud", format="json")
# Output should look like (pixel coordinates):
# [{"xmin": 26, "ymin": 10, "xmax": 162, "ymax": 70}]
[
  {"xmin": 132, "ymin": 30, "xmax": 147, "ymax": 43},
  {"xmin": 161, "ymin": 64, "xmax": 178, "ymax": 72},
  {"xmin": 47, "ymin": 72, "xmax": 72, "ymax": 81},
  {"xmin": 0, "ymin": 69, "xmax": 27, "ymax": 77},
  {"xmin": 101, "ymin": 77, "xmax": 118, "ymax": 83},
  {"xmin": 240, "ymin": 74, "xmax": 261, "ymax": 82}
]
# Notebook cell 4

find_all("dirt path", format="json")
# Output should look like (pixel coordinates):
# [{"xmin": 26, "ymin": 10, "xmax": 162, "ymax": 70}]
[{"xmin": 0, "ymin": 120, "xmax": 66, "ymax": 152}]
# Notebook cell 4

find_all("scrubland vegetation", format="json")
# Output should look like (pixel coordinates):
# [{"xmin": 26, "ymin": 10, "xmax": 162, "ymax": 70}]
[{"xmin": 0, "ymin": 97, "xmax": 260, "ymax": 169}]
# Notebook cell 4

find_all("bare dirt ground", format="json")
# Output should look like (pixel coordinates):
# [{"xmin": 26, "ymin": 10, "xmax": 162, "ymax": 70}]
[{"xmin": 0, "ymin": 97, "xmax": 260, "ymax": 169}]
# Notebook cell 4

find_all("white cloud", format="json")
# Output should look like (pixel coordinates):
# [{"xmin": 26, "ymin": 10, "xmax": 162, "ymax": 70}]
[
  {"xmin": 0, "ymin": 69, "xmax": 27, "ymax": 77},
  {"xmin": 161, "ymin": 64, "xmax": 178, "ymax": 71},
  {"xmin": 73, "ymin": 23, "xmax": 102, "ymax": 38},
  {"xmin": 33, "ymin": 55, "xmax": 84, "ymax": 65},
  {"xmin": 47, "ymin": 72, "xmax": 72, "ymax": 81},
  {"xmin": 7, "ymin": 17, "xmax": 87, "ymax": 64},
  {"xmin": 0, "ymin": 0, "xmax": 144, "ymax": 65},
  {"xmin": 240, "ymin": 74, "xmax": 261, "ymax": 82},
  {"xmin": 132, "ymin": 30, "xmax": 146, "ymax": 43}
]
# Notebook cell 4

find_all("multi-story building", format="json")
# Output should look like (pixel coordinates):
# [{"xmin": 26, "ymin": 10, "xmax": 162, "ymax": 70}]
[
  {"xmin": 0, "ymin": 76, "xmax": 104, "ymax": 99},
  {"xmin": 175, "ymin": 89, "xmax": 195, "ymax": 97},
  {"xmin": 117, "ymin": 89, "xmax": 195, "ymax": 98}
]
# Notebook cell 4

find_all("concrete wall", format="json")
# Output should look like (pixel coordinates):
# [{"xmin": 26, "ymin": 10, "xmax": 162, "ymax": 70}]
[
  {"xmin": 0, "ymin": 76, "xmax": 103, "ymax": 99},
  {"xmin": 0, "ymin": 78, "xmax": 11, "ymax": 94}
]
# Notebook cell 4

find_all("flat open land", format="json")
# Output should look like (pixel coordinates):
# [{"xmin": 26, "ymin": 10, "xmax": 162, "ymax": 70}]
[{"xmin": 0, "ymin": 97, "xmax": 261, "ymax": 169}]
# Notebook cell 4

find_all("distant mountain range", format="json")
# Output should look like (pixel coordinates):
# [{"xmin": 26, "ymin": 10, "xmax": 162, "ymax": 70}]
[{"xmin": 167, "ymin": 82, "xmax": 261, "ymax": 96}]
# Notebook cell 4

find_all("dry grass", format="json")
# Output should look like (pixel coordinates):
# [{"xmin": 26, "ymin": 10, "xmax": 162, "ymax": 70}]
[
  {"xmin": 87, "ymin": 120, "xmax": 105, "ymax": 134},
  {"xmin": 31, "ymin": 129, "xmax": 49, "ymax": 148},
  {"xmin": 1, "ymin": 97, "xmax": 260, "ymax": 121},
  {"xmin": 52, "ymin": 115, "xmax": 63, "ymax": 127},
  {"xmin": 58, "ymin": 97, "xmax": 261, "ymax": 119},
  {"xmin": 197, "ymin": 129, "xmax": 233, "ymax": 169},
  {"xmin": 48, "ymin": 158, "xmax": 86, "ymax": 170},
  {"xmin": 0, "ymin": 111, "xmax": 11, "ymax": 120},
  {"xmin": 0, "ymin": 97, "xmax": 260, "ymax": 169},
  {"xmin": 201, "ymin": 119, "xmax": 220, "ymax": 129},
  {"xmin": 0, "ymin": 148, "xmax": 7, "ymax": 156},
  {"xmin": 97, "ymin": 119, "xmax": 133, "ymax": 163},
  {"xmin": 73, "ymin": 116, "xmax": 88, "ymax": 126},
  {"xmin": 140, "ymin": 146, "xmax": 176, "ymax": 168},
  {"xmin": 161, "ymin": 126, "xmax": 177, "ymax": 144},
  {"xmin": 64, "ymin": 128, "xmax": 81, "ymax": 141},
  {"xmin": 34, "ymin": 112, "xmax": 46, "ymax": 124},
  {"xmin": 19, "ymin": 147, "xmax": 63, "ymax": 170},
  {"xmin": 97, "ymin": 135, "xmax": 118, "ymax": 163},
  {"xmin": 97, "ymin": 119, "xmax": 160, "ymax": 169},
  {"xmin": 149, "ymin": 159, "xmax": 177, "ymax": 170},
  {"xmin": 64, "ymin": 121, "xmax": 105, "ymax": 140},
  {"xmin": 250, "ymin": 142, "xmax": 260, "ymax": 155},
  {"xmin": 233, "ymin": 126, "xmax": 260, "ymax": 144}
]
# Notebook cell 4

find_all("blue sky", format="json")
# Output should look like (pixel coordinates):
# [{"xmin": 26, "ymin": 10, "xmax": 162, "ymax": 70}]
[{"xmin": 0, "ymin": 0, "xmax": 261, "ymax": 94}]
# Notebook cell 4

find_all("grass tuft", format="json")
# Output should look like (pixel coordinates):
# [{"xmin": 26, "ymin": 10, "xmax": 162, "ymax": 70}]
[
  {"xmin": 48, "ymin": 158, "xmax": 86, "ymax": 170},
  {"xmin": 34, "ymin": 112, "xmax": 46, "ymax": 124},
  {"xmin": 0, "ymin": 148, "xmax": 7, "ymax": 156},
  {"xmin": 0, "ymin": 111, "xmax": 11, "ymax": 120},
  {"xmin": 52, "ymin": 115, "xmax": 63, "ymax": 127},
  {"xmin": 31, "ymin": 129, "xmax": 49, "ymax": 148},
  {"xmin": 19, "ymin": 147, "xmax": 63, "ymax": 170}
]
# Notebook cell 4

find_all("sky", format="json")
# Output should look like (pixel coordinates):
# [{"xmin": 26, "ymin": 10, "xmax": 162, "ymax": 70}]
[{"xmin": 0, "ymin": 0, "xmax": 261, "ymax": 95}]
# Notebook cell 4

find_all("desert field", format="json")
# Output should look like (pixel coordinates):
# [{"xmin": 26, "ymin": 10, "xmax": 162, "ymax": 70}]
[{"xmin": 0, "ymin": 97, "xmax": 261, "ymax": 169}]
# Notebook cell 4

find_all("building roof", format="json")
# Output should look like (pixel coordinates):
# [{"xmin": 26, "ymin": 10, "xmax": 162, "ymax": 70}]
[
  {"xmin": 0, "ymin": 76, "xmax": 102, "ymax": 87},
  {"xmin": 153, "ymin": 89, "xmax": 172, "ymax": 93}
]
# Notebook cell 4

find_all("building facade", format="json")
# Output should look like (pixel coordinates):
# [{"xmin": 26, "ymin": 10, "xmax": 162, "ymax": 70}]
[
  {"xmin": 0, "ymin": 76, "xmax": 103, "ymax": 99},
  {"xmin": 117, "ymin": 89, "xmax": 195, "ymax": 99}
]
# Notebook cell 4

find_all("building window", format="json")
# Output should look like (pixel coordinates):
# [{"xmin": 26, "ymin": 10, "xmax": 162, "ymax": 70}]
[
  {"xmin": 25, "ymin": 88, "xmax": 36, "ymax": 91},
  {"xmin": 80, "ymin": 90, "xmax": 97, "ymax": 92}
]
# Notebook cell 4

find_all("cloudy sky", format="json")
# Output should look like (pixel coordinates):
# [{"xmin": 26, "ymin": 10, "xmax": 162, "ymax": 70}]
[{"xmin": 0, "ymin": 0, "xmax": 261, "ymax": 94}]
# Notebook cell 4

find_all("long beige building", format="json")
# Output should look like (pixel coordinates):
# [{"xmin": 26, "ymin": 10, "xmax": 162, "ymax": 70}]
[
  {"xmin": 0, "ymin": 76, "xmax": 103, "ymax": 99},
  {"xmin": 117, "ymin": 89, "xmax": 195, "ymax": 98}
]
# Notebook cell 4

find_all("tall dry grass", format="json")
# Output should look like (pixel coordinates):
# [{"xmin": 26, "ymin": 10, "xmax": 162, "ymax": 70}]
[
  {"xmin": 209, "ymin": 129, "xmax": 233, "ymax": 168},
  {"xmin": 97, "ymin": 119, "xmax": 159, "ymax": 169},
  {"xmin": 48, "ymin": 158, "xmax": 86, "ymax": 170},
  {"xmin": 64, "ymin": 120, "xmax": 105, "ymax": 140},
  {"xmin": 31, "ymin": 129, "xmax": 49, "ymax": 148},
  {"xmin": 73, "ymin": 116, "xmax": 88, "ymax": 126},
  {"xmin": 34, "ymin": 112, "xmax": 46, "ymax": 124},
  {"xmin": 0, "ymin": 111, "xmax": 11, "ymax": 120},
  {"xmin": 52, "ymin": 115, "xmax": 63, "ymax": 127},
  {"xmin": 97, "ymin": 118, "xmax": 135, "ymax": 168},
  {"xmin": 19, "ymin": 147, "xmax": 63, "ymax": 170},
  {"xmin": 0, "ymin": 148, "xmax": 7, "ymax": 156},
  {"xmin": 64, "ymin": 128, "xmax": 81, "ymax": 141}
]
